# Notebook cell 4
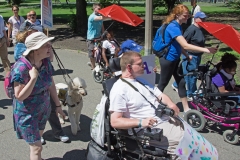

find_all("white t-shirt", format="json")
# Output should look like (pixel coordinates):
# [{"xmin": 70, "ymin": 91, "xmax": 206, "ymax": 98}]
[
  {"xmin": 8, "ymin": 16, "xmax": 25, "ymax": 37},
  {"xmin": 102, "ymin": 39, "xmax": 119, "ymax": 55},
  {"xmin": 109, "ymin": 78, "xmax": 170, "ymax": 125},
  {"xmin": 191, "ymin": 5, "xmax": 201, "ymax": 24}
]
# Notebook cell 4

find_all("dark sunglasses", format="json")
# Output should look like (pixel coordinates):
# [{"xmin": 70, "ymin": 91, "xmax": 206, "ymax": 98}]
[
  {"xmin": 13, "ymin": 10, "xmax": 18, "ymax": 11},
  {"xmin": 29, "ymin": 14, "xmax": 36, "ymax": 17}
]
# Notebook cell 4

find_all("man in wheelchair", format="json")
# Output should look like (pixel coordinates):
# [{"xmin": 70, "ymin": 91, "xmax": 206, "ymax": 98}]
[{"xmin": 109, "ymin": 51, "xmax": 184, "ymax": 159}]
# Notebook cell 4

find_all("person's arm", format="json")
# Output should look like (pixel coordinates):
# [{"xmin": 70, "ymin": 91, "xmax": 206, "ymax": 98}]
[
  {"xmin": 110, "ymin": 112, "xmax": 157, "ymax": 129},
  {"xmin": 114, "ymin": 47, "xmax": 120, "ymax": 57},
  {"xmin": 7, "ymin": 23, "xmax": 12, "ymax": 39},
  {"xmin": 14, "ymin": 67, "xmax": 38, "ymax": 101},
  {"xmin": 158, "ymin": 93, "xmax": 180, "ymax": 116},
  {"xmin": 175, "ymin": 35, "xmax": 217, "ymax": 54},
  {"xmin": 94, "ymin": 15, "xmax": 111, "ymax": 21},
  {"xmin": 101, "ymin": 47, "xmax": 109, "ymax": 66},
  {"xmin": 218, "ymin": 86, "xmax": 229, "ymax": 93},
  {"xmin": 48, "ymin": 77, "xmax": 66, "ymax": 118},
  {"xmin": 3, "ymin": 25, "xmax": 10, "ymax": 47}
]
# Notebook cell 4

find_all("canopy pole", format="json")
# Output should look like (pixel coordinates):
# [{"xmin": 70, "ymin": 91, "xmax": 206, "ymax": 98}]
[
  {"xmin": 144, "ymin": 0, "xmax": 153, "ymax": 56},
  {"xmin": 105, "ymin": 21, "xmax": 115, "ymax": 31}
]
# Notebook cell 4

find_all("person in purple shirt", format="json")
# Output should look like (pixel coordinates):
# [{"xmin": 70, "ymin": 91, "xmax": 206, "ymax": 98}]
[{"xmin": 212, "ymin": 53, "xmax": 240, "ymax": 104}]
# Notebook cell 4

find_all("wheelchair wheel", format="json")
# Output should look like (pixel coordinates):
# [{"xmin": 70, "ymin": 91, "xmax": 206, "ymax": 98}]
[
  {"xmin": 223, "ymin": 130, "xmax": 239, "ymax": 145},
  {"xmin": 92, "ymin": 70, "xmax": 104, "ymax": 83},
  {"xmin": 184, "ymin": 110, "xmax": 206, "ymax": 131}
]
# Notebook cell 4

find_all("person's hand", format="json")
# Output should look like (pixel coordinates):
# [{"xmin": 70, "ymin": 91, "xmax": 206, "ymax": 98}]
[
  {"xmin": 141, "ymin": 117, "xmax": 157, "ymax": 128},
  {"xmin": 6, "ymin": 39, "xmax": 10, "ymax": 47},
  {"xmin": 207, "ymin": 47, "xmax": 218, "ymax": 54},
  {"xmin": 153, "ymin": 67, "xmax": 157, "ymax": 73},
  {"xmin": 29, "ymin": 66, "xmax": 38, "ymax": 80},
  {"xmin": 187, "ymin": 55, "xmax": 192, "ymax": 61},
  {"xmin": 168, "ymin": 104, "xmax": 180, "ymax": 116},
  {"xmin": 56, "ymin": 106, "xmax": 66, "ymax": 120}
]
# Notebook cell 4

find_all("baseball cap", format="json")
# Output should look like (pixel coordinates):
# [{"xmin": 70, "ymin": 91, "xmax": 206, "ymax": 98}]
[
  {"xmin": 23, "ymin": 32, "xmax": 54, "ymax": 56},
  {"xmin": 19, "ymin": 21, "xmax": 43, "ymax": 32},
  {"xmin": 194, "ymin": 12, "xmax": 207, "ymax": 19},
  {"xmin": 118, "ymin": 39, "xmax": 143, "ymax": 56}
]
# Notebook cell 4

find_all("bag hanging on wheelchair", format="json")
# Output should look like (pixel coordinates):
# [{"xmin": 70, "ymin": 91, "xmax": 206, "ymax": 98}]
[
  {"xmin": 152, "ymin": 22, "xmax": 174, "ymax": 58},
  {"xmin": 90, "ymin": 95, "xmax": 108, "ymax": 147},
  {"xmin": 86, "ymin": 140, "xmax": 114, "ymax": 160}
]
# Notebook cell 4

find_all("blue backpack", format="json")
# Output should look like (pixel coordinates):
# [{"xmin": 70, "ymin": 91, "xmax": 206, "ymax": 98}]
[{"xmin": 152, "ymin": 23, "xmax": 174, "ymax": 58}]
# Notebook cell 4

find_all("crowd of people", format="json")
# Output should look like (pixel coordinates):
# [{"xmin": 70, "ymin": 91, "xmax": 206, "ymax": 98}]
[
  {"xmin": 0, "ymin": 1, "xmax": 238, "ymax": 159},
  {"xmin": 1, "ymin": 7, "xmax": 70, "ymax": 160}
]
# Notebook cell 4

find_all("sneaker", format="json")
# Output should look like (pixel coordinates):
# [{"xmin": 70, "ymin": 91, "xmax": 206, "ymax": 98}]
[
  {"xmin": 171, "ymin": 84, "xmax": 178, "ymax": 92},
  {"xmin": 187, "ymin": 96, "xmax": 193, "ymax": 101},
  {"xmin": 54, "ymin": 135, "xmax": 69, "ymax": 143},
  {"xmin": 41, "ymin": 137, "xmax": 45, "ymax": 144}
]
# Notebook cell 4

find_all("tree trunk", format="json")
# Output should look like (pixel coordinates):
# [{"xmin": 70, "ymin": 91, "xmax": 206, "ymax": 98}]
[
  {"xmin": 76, "ymin": 0, "xmax": 88, "ymax": 35},
  {"xmin": 165, "ymin": 0, "xmax": 177, "ymax": 13}
]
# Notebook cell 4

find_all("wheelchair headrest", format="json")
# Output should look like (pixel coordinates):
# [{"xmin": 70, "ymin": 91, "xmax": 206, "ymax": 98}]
[
  {"xmin": 102, "ymin": 76, "xmax": 120, "ymax": 97},
  {"xmin": 109, "ymin": 58, "xmax": 121, "ymax": 72}
]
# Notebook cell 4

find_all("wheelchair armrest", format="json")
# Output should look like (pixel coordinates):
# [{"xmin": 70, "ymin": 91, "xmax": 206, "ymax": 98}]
[
  {"xmin": 111, "ymin": 128, "xmax": 163, "ymax": 141},
  {"xmin": 207, "ymin": 91, "xmax": 239, "ymax": 97}
]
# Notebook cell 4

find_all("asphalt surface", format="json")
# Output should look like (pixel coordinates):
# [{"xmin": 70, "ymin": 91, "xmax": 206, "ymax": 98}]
[{"xmin": 0, "ymin": 47, "xmax": 239, "ymax": 160}]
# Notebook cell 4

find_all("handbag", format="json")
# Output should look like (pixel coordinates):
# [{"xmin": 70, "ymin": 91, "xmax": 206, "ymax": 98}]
[{"xmin": 86, "ymin": 140, "xmax": 114, "ymax": 160}]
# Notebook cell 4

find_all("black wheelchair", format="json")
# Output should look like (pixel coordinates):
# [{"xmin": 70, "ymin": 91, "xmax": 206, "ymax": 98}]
[{"xmin": 86, "ymin": 58, "xmax": 173, "ymax": 160}]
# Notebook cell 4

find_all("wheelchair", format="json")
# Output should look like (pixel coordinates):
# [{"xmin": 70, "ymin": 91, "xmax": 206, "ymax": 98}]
[
  {"xmin": 92, "ymin": 40, "xmax": 114, "ymax": 83},
  {"xmin": 178, "ymin": 58, "xmax": 240, "ymax": 145},
  {"xmin": 87, "ymin": 58, "xmax": 171, "ymax": 160}
]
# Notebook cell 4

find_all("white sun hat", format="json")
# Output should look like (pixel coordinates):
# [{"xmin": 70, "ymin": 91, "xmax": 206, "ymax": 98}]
[{"xmin": 23, "ymin": 32, "xmax": 55, "ymax": 56}]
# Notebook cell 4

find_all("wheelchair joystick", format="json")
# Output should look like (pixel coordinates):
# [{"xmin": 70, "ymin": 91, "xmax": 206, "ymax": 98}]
[{"xmin": 143, "ymin": 128, "xmax": 163, "ymax": 141}]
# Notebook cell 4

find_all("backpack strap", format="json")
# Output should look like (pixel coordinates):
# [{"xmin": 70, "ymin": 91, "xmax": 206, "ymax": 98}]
[{"xmin": 19, "ymin": 57, "xmax": 32, "ymax": 70}]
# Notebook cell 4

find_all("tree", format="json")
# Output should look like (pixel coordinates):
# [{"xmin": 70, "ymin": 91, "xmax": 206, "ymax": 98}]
[
  {"xmin": 76, "ymin": 0, "xmax": 88, "ymax": 35},
  {"xmin": 153, "ymin": 0, "xmax": 178, "ymax": 14}
]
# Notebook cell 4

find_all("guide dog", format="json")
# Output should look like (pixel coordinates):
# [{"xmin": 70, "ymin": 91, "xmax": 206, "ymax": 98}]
[{"xmin": 55, "ymin": 77, "xmax": 87, "ymax": 135}]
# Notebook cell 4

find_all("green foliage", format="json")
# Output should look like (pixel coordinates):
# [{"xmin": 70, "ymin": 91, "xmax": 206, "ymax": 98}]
[
  {"xmin": 96, "ymin": 0, "xmax": 120, "ymax": 7},
  {"xmin": 226, "ymin": 0, "xmax": 240, "ymax": 10},
  {"xmin": 153, "ymin": 0, "xmax": 166, "ymax": 11},
  {"xmin": 12, "ymin": 0, "xmax": 22, "ymax": 5}
]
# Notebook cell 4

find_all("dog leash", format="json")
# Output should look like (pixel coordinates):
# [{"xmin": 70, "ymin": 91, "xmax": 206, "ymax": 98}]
[{"xmin": 52, "ymin": 47, "xmax": 74, "ymax": 85}]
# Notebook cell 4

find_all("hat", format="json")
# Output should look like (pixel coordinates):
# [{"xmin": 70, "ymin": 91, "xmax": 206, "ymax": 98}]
[
  {"xmin": 19, "ymin": 21, "xmax": 43, "ymax": 32},
  {"xmin": 118, "ymin": 39, "xmax": 143, "ymax": 56},
  {"xmin": 23, "ymin": 32, "xmax": 54, "ymax": 56},
  {"xmin": 194, "ymin": 12, "xmax": 207, "ymax": 19}
]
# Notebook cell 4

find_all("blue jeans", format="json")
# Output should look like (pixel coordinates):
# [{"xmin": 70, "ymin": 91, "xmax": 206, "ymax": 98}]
[{"xmin": 173, "ymin": 55, "xmax": 201, "ymax": 97}]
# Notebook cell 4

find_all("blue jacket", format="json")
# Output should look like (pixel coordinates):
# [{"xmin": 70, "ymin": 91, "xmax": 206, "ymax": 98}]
[{"xmin": 14, "ymin": 43, "xmax": 26, "ymax": 61}]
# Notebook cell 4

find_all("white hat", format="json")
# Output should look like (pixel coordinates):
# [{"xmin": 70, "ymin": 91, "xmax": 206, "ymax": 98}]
[{"xmin": 23, "ymin": 32, "xmax": 54, "ymax": 56}]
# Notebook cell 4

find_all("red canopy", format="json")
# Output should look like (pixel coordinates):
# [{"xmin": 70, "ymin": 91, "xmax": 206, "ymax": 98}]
[
  {"xmin": 198, "ymin": 22, "xmax": 240, "ymax": 54},
  {"xmin": 98, "ymin": 4, "xmax": 143, "ymax": 27}
]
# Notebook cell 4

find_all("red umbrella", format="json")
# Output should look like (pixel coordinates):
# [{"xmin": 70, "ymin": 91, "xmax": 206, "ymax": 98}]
[
  {"xmin": 98, "ymin": 4, "xmax": 143, "ymax": 27},
  {"xmin": 198, "ymin": 22, "xmax": 240, "ymax": 53}
]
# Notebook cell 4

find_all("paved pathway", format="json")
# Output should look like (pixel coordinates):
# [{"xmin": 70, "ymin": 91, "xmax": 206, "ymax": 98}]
[{"xmin": 0, "ymin": 47, "xmax": 239, "ymax": 160}]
